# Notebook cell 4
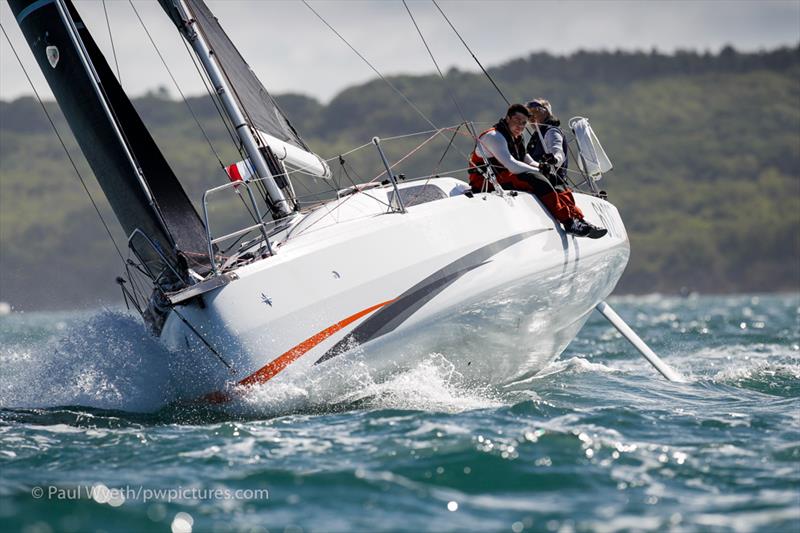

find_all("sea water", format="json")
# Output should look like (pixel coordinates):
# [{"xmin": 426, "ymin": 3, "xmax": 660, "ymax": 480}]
[{"xmin": 0, "ymin": 294, "xmax": 798, "ymax": 532}]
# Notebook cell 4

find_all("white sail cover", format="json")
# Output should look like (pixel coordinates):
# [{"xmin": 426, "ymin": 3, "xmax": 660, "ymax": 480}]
[
  {"xmin": 256, "ymin": 130, "xmax": 330, "ymax": 178},
  {"xmin": 159, "ymin": 0, "xmax": 330, "ymax": 180},
  {"xmin": 569, "ymin": 117, "xmax": 613, "ymax": 180}
]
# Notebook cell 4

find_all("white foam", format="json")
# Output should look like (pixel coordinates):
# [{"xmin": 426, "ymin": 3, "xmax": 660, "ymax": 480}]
[
  {"xmin": 713, "ymin": 361, "xmax": 800, "ymax": 382},
  {"xmin": 357, "ymin": 355, "xmax": 503, "ymax": 412},
  {"xmin": 519, "ymin": 356, "xmax": 617, "ymax": 381},
  {"xmin": 228, "ymin": 353, "xmax": 504, "ymax": 417},
  {"xmin": 0, "ymin": 310, "xmax": 173, "ymax": 412}
]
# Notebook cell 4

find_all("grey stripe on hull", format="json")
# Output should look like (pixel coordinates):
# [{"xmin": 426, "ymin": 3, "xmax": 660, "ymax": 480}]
[{"xmin": 314, "ymin": 229, "xmax": 549, "ymax": 365}]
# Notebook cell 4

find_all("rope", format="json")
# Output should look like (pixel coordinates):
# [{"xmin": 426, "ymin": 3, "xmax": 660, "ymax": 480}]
[
  {"xmin": 290, "ymin": 128, "xmax": 445, "ymax": 238},
  {"xmin": 369, "ymin": 130, "xmax": 441, "ymax": 182},
  {"xmin": 0, "ymin": 23, "xmax": 126, "ymax": 265},
  {"xmin": 430, "ymin": 123, "xmax": 462, "ymax": 178}
]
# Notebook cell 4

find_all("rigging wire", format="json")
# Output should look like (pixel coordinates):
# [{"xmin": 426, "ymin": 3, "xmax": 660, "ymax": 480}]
[
  {"xmin": 128, "ymin": 0, "xmax": 274, "ymax": 250},
  {"xmin": 337, "ymin": 156, "xmax": 363, "ymax": 191},
  {"xmin": 58, "ymin": 5, "xmax": 182, "ymax": 251},
  {"xmin": 0, "ymin": 23, "xmax": 126, "ymax": 265},
  {"xmin": 430, "ymin": 123, "xmax": 462, "ymax": 178},
  {"xmin": 126, "ymin": 0, "xmax": 271, "ymax": 223},
  {"xmin": 401, "ymin": 0, "xmax": 473, "ymax": 192},
  {"xmin": 175, "ymin": 1, "xmax": 278, "ymax": 207},
  {"xmin": 401, "ymin": 1, "xmax": 470, "ymax": 130},
  {"xmin": 101, "ymin": 0, "xmax": 121, "ymax": 82},
  {"xmin": 171, "ymin": 307, "xmax": 234, "ymax": 371},
  {"xmin": 127, "ymin": 0, "xmax": 227, "ymax": 174},
  {"xmin": 431, "ymin": 0, "xmax": 510, "ymax": 105},
  {"xmin": 161, "ymin": 6, "xmax": 284, "ymax": 228},
  {"xmin": 125, "ymin": 259, "xmax": 149, "ymax": 309},
  {"xmin": 301, "ymin": 0, "xmax": 478, "ymax": 207},
  {"xmin": 306, "ymin": 124, "xmax": 463, "ymax": 170},
  {"xmin": 301, "ymin": 0, "xmax": 462, "ymax": 152},
  {"xmin": 289, "ymin": 128, "xmax": 445, "ymax": 237},
  {"xmin": 431, "ymin": 0, "xmax": 594, "ymax": 190}
]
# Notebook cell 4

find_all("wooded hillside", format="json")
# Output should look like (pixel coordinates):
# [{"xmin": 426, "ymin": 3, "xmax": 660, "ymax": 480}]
[{"xmin": 1, "ymin": 46, "xmax": 798, "ymax": 309}]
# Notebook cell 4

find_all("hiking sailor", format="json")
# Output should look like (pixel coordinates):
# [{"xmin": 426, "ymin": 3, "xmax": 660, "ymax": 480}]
[
  {"xmin": 469, "ymin": 104, "xmax": 606, "ymax": 238},
  {"xmin": 526, "ymin": 98, "xmax": 606, "ymax": 239}
]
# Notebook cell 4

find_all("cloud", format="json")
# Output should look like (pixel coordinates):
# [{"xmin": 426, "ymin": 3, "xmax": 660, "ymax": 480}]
[{"xmin": 1, "ymin": 0, "xmax": 797, "ymax": 102}]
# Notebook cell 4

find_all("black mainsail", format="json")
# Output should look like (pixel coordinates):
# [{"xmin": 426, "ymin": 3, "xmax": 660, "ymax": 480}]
[{"xmin": 9, "ymin": 0, "xmax": 210, "ymax": 279}]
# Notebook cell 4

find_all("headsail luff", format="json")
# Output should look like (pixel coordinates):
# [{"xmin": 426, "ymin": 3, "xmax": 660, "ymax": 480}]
[
  {"xmin": 158, "ymin": 0, "xmax": 330, "ymax": 180},
  {"xmin": 9, "ymin": 0, "xmax": 211, "ymax": 279}
]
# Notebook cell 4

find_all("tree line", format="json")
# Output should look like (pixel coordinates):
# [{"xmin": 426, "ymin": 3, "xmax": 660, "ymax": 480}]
[{"xmin": 0, "ymin": 46, "xmax": 798, "ymax": 309}]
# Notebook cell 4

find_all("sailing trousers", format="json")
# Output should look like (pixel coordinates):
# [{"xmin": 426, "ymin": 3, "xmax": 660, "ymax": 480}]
[{"xmin": 498, "ymin": 172, "xmax": 584, "ymax": 223}]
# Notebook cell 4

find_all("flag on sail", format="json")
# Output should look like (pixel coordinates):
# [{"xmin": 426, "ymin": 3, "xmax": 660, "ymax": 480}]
[{"xmin": 226, "ymin": 159, "xmax": 256, "ymax": 183}]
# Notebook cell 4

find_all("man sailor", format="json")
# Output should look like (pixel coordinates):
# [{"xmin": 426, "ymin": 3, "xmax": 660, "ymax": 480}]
[
  {"xmin": 468, "ymin": 104, "xmax": 606, "ymax": 238},
  {"xmin": 526, "ymin": 98, "xmax": 606, "ymax": 239}
]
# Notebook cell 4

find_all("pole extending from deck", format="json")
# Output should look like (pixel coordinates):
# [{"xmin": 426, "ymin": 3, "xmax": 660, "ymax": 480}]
[
  {"xmin": 595, "ymin": 301, "xmax": 687, "ymax": 383},
  {"xmin": 372, "ymin": 137, "xmax": 406, "ymax": 213}
]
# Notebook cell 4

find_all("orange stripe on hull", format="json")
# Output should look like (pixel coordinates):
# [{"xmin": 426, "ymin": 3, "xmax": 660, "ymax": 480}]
[{"xmin": 202, "ymin": 299, "xmax": 396, "ymax": 404}]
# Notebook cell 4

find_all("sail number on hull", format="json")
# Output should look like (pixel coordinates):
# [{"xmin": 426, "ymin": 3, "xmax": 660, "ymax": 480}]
[{"xmin": 592, "ymin": 202, "xmax": 623, "ymax": 239}]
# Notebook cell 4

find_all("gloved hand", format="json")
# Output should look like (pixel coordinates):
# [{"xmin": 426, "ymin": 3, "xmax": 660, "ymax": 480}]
[
  {"xmin": 540, "ymin": 153, "xmax": 557, "ymax": 165},
  {"xmin": 538, "ymin": 161, "xmax": 552, "ymax": 178}
]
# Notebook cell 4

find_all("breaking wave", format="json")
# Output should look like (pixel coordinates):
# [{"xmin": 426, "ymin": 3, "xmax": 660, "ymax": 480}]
[
  {"xmin": 0, "ymin": 310, "xmax": 173, "ymax": 412},
  {"xmin": 0, "ymin": 310, "xmax": 506, "ymax": 416},
  {"xmin": 1, "ymin": 293, "xmax": 797, "ymax": 416}
]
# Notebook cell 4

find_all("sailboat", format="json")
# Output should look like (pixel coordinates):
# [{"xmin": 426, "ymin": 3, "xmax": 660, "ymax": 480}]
[{"xmin": 8, "ymin": 0, "xmax": 639, "ymax": 403}]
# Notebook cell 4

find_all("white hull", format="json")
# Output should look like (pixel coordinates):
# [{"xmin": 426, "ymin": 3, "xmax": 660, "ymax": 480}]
[{"xmin": 160, "ymin": 179, "xmax": 629, "ymax": 401}]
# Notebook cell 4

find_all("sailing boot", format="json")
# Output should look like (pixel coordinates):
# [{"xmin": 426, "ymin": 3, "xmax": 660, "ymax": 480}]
[
  {"xmin": 564, "ymin": 218, "xmax": 608, "ymax": 239},
  {"xmin": 585, "ymin": 220, "xmax": 608, "ymax": 239},
  {"xmin": 563, "ymin": 218, "xmax": 591, "ymax": 237},
  {"xmin": 555, "ymin": 189, "xmax": 607, "ymax": 238}
]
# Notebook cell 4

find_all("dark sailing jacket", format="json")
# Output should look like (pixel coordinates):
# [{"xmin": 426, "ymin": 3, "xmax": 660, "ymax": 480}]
[{"xmin": 526, "ymin": 118, "xmax": 569, "ymax": 181}]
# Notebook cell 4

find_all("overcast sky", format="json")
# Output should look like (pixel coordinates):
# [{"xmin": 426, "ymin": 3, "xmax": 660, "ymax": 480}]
[{"xmin": 1, "ymin": 0, "xmax": 798, "ymax": 103}]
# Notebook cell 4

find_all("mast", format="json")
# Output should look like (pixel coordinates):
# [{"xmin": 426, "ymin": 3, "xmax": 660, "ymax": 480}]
[{"xmin": 167, "ymin": 0, "xmax": 294, "ymax": 218}]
